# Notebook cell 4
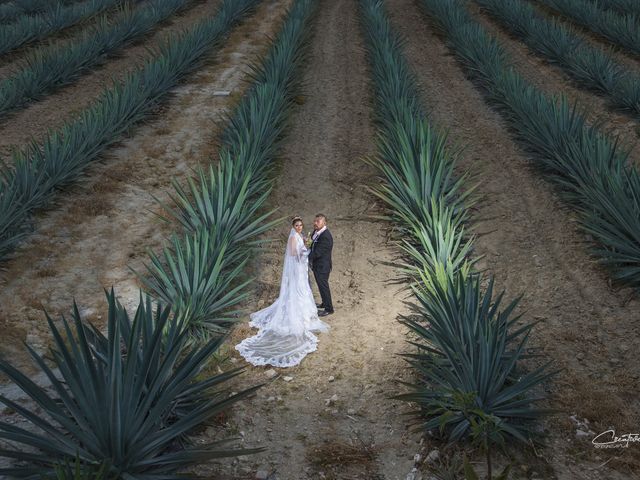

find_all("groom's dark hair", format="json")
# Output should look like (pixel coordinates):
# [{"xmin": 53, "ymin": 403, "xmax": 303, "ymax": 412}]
[{"xmin": 315, "ymin": 213, "xmax": 327, "ymax": 223}]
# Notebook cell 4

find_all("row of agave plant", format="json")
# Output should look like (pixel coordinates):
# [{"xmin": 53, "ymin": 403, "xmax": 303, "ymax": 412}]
[
  {"xmin": 475, "ymin": 0, "xmax": 640, "ymax": 115},
  {"xmin": 0, "ymin": 0, "xmax": 259, "ymax": 264},
  {"xmin": 358, "ymin": 0, "xmax": 554, "ymax": 476},
  {"xmin": 538, "ymin": 0, "xmax": 640, "ymax": 57},
  {"xmin": 0, "ymin": 0, "xmax": 195, "ymax": 116},
  {"xmin": 0, "ymin": 0, "xmax": 317, "ymax": 476},
  {"xmin": 0, "ymin": 0, "xmax": 69, "ymax": 23},
  {"xmin": 421, "ymin": 0, "xmax": 640, "ymax": 288},
  {"xmin": 0, "ymin": 0, "xmax": 130, "ymax": 56},
  {"xmin": 136, "ymin": 0, "xmax": 317, "ymax": 340},
  {"xmin": 598, "ymin": 0, "xmax": 640, "ymax": 17}
]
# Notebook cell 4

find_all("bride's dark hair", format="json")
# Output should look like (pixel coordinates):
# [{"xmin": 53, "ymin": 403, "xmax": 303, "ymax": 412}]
[{"xmin": 291, "ymin": 216, "xmax": 303, "ymax": 226}]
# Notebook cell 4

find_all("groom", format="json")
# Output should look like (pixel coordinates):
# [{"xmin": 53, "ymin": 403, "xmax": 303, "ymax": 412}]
[{"xmin": 309, "ymin": 213, "xmax": 334, "ymax": 317}]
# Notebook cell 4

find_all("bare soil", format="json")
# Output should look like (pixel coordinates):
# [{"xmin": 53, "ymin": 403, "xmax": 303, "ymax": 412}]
[
  {"xmin": 0, "ymin": 0, "xmax": 293, "ymax": 374},
  {"xmin": 0, "ymin": 0, "xmax": 220, "ymax": 158},
  {"xmin": 195, "ymin": 0, "xmax": 420, "ymax": 478},
  {"xmin": 1, "ymin": 0, "xmax": 639, "ymax": 479},
  {"xmin": 386, "ymin": 0, "xmax": 640, "ymax": 477}
]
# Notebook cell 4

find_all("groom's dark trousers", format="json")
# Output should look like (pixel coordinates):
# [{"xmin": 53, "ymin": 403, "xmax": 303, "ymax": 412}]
[
  {"xmin": 313, "ymin": 270, "xmax": 333, "ymax": 312},
  {"xmin": 309, "ymin": 228, "xmax": 334, "ymax": 312}
]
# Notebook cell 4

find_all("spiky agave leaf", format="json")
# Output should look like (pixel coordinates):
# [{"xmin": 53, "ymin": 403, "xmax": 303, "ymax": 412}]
[
  {"xmin": 158, "ymin": 154, "xmax": 280, "ymax": 243},
  {"xmin": 53, "ymin": 456, "xmax": 113, "ymax": 480},
  {"xmin": 136, "ymin": 228, "xmax": 252, "ymax": 339},
  {"xmin": 0, "ymin": 289, "xmax": 263, "ymax": 478},
  {"xmin": 397, "ymin": 273, "xmax": 558, "ymax": 443}
]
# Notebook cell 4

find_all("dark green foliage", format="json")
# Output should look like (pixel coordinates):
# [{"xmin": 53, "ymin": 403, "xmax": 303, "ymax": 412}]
[
  {"xmin": 539, "ymin": 0, "xmax": 640, "ymax": 57},
  {"xmin": 54, "ymin": 456, "xmax": 113, "ymax": 480},
  {"xmin": 0, "ymin": 0, "xmax": 127, "ymax": 56},
  {"xmin": 359, "ymin": 0, "xmax": 552, "ymax": 446},
  {"xmin": 598, "ymin": 0, "xmax": 640, "ymax": 16},
  {"xmin": 422, "ymin": 0, "xmax": 640, "ymax": 287},
  {"xmin": 137, "ymin": 0, "xmax": 317, "ymax": 338},
  {"xmin": 475, "ymin": 0, "xmax": 640, "ymax": 115},
  {"xmin": 0, "ymin": 289, "xmax": 263, "ymax": 478},
  {"xmin": 0, "ymin": 0, "xmax": 65, "ymax": 23},
  {"xmin": 0, "ymin": 0, "xmax": 193, "ymax": 116},
  {"xmin": 0, "ymin": 0, "xmax": 260, "ymax": 263},
  {"xmin": 398, "ymin": 274, "xmax": 555, "ymax": 443}
]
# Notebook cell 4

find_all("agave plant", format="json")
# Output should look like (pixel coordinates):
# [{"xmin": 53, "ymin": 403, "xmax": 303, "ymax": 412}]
[
  {"xmin": 421, "ymin": 0, "xmax": 640, "ymax": 288},
  {"xmin": 159, "ymin": 157, "xmax": 279, "ymax": 240},
  {"xmin": 397, "ymin": 273, "xmax": 557, "ymax": 443},
  {"xmin": 137, "ymin": 228, "xmax": 253, "ymax": 338},
  {"xmin": 0, "ymin": 0, "xmax": 193, "ymax": 116},
  {"xmin": 0, "ymin": 289, "xmax": 262, "ymax": 478}
]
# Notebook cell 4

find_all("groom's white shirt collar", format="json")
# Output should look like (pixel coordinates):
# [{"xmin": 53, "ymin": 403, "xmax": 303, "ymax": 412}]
[{"xmin": 312, "ymin": 225, "xmax": 327, "ymax": 240}]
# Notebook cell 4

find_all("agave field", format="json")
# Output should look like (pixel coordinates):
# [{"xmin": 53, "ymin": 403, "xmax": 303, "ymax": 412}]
[{"xmin": 0, "ymin": 0, "xmax": 639, "ymax": 477}]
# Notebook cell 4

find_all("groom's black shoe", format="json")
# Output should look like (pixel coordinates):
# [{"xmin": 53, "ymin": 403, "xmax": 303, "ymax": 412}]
[{"xmin": 318, "ymin": 309, "xmax": 334, "ymax": 317}]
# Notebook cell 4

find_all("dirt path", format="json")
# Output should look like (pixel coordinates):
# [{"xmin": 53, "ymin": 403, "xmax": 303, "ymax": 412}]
[
  {"xmin": 198, "ymin": 0, "xmax": 419, "ymax": 478},
  {"xmin": 0, "ymin": 0, "xmax": 218, "ymax": 158},
  {"xmin": 386, "ymin": 0, "xmax": 640, "ymax": 477},
  {"xmin": 0, "ymin": 0, "xmax": 293, "ymax": 375}
]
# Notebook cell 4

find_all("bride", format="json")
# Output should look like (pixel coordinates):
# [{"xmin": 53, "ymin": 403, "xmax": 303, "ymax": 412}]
[{"xmin": 235, "ymin": 216, "xmax": 330, "ymax": 367}]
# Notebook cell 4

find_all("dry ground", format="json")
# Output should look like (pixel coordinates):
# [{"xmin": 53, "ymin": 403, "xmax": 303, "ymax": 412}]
[{"xmin": 0, "ymin": 0, "xmax": 639, "ymax": 478}]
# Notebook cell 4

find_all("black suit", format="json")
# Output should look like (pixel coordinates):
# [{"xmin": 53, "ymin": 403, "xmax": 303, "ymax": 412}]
[{"xmin": 309, "ymin": 228, "xmax": 333, "ymax": 312}]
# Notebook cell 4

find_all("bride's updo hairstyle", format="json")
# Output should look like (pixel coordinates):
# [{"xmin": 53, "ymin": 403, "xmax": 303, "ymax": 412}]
[{"xmin": 291, "ymin": 216, "xmax": 303, "ymax": 226}]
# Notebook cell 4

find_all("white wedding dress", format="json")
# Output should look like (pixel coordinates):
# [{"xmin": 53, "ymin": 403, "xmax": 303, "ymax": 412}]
[{"xmin": 235, "ymin": 228, "xmax": 330, "ymax": 367}]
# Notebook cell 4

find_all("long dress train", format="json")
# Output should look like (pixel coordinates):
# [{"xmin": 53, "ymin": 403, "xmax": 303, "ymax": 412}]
[{"xmin": 235, "ymin": 228, "xmax": 329, "ymax": 367}]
